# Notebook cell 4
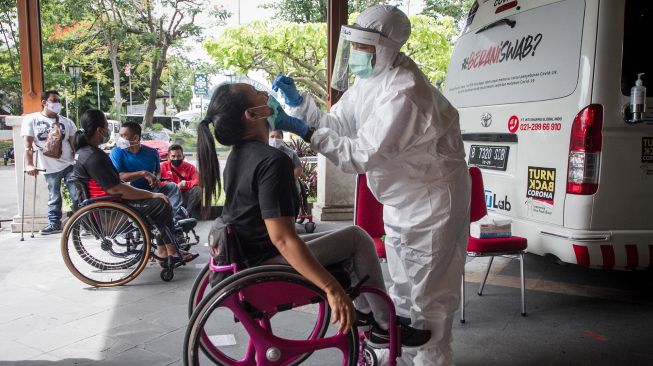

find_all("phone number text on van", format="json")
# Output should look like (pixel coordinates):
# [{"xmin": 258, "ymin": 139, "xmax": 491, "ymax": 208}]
[{"xmin": 519, "ymin": 122, "xmax": 562, "ymax": 131}]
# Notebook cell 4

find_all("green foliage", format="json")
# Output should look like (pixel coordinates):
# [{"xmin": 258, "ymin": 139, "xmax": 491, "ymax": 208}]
[
  {"xmin": 262, "ymin": 0, "xmax": 327, "ymax": 23},
  {"xmin": 404, "ymin": 15, "xmax": 458, "ymax": 86},
  {"xmin": 204, "ymin": 15, "xmax": 457, "ymax": 104},
  {"xmin": 205, "ymin": 21, "xmax": 328, "ymax": 106},
  {"xmin": 263, "ymin": 0, "xmax": 401, "ymax": 23},
  {"xmin": 422, "ymin": 0, "xmax": 474, "ymax": 20},
  {"xmin": 150, "ymin": 123, "xmax": 164, "ymax": 132},
  {"xmin": 0, "ymin": 0, "xmax": 21, "ymax": 113}
]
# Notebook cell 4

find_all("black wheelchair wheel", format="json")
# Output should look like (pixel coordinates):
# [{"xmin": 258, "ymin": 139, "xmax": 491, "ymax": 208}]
[
  {"xmin": 61, "ymin": 202, "xmax": 151, "ymax": 287},
  {"xmin": 361, "ymin": 344, "xmax": 379, "ymax": 366},
  {"xmin": 184, "ymin": 265, "xmax": 356, "ymax": 366},
  {"xmin": 161, "ymin": 268, "xmax": 174, "ymax": 282},
  {"xmin": 304, "ymin": 222, "xmax": 316, "ymax": 233}
]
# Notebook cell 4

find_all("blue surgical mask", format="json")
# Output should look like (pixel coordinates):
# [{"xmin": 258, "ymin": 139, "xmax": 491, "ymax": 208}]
[
  {"xmin": 348, "ymin": 49, "xmax": 374, "ymax": 78},
  {"xmin": 266, "ymin": 95, "xmax": 281, "ymax": 130},
  {"xmin": 250, "ymin": 94, "xmax": 281, "ymax": 130}
]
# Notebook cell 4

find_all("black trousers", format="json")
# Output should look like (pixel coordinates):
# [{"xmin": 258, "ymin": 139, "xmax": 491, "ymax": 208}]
[
  {"xmin": 181, "ymin": 186, "xmax": 201, "ymax": 218},
  {"xmin": 124, "ymin": 197, "xmax": 175, "ymax": 243}
]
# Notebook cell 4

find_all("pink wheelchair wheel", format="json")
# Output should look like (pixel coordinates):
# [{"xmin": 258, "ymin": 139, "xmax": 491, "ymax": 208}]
[{"xmin": 184, "ymin": 265, "xmax": 358, "ymax": 365}]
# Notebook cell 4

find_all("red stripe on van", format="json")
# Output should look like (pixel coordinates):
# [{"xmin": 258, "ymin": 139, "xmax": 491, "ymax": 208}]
[
  {"xmin": 573, "ymin": 245, "xmax": 590, "ymax": 267},
  {"xmin": 625, "ymin": 245, "xmax": 638, "ymax": 270},
  {"xmin": 600, "ymin": 245, "xmax": 615, "ymax": 270},
  {"xmin": 495, "ymin": 1, "xmax": 518, "ymax": 14}
]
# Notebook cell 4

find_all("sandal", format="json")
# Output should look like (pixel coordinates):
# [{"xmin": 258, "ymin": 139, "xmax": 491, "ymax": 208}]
[{"xmin": 170, "ymin": 252, "xmax": 199, "ymax": 265}]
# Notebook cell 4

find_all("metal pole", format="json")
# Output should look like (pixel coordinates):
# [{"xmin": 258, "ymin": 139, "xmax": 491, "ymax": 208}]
[
  {"xmin": 200, "ymin": 95, "xmax": 203, "ymax": 120},
  {"xmin": 20, "ymin": 152, "xmax": 27, "ymax": 241},
  {"xmin": 129, "ymin": 74, "xmax": 133, "ymax": 111},
  {"xmin": 96, "ymin": 75, "xmax": 100, "ymax": 108},
  {"xmin": 74, "ymin": 80, "xmax": 79, "ymax": 125},
  {"xmin": 30, "ymin": 153, "xmax": 38, "ymax": 238},
  {"xmin": 65, "ymin": 94, "xmax": 69, "ymax": 119}
]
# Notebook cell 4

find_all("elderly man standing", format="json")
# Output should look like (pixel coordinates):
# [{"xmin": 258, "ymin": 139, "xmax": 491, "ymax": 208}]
[
  {"xmin": 110, "ymin": 122, "xmax": 183, "ymax": 216},
  {"xmin": 21, "ymin": 90, "xmax": 78, "ymax": 235},
  {"xmin": 160, "ymin": 144, "xmax": 200, "ymax": 218}
]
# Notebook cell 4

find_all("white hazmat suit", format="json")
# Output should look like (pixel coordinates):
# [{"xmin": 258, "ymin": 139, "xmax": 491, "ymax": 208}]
[{"xmin": 288, "ymin": 5, "xmax": 471, "ymax": 366}]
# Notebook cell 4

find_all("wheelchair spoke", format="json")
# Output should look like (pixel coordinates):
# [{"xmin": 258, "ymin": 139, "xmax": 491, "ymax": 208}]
[
  {"xmin": 62, "ymin": 204, "xmax": 150, "ymax": 287},
  {"xmin": 185, "ymin": 267, "xmax": 357, "ymax": 366}
]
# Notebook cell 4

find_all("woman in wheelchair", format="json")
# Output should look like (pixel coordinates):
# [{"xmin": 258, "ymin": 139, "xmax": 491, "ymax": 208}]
[
  {"xmin": 196, "ymin": 83, "xmax": 429, "ymax": 347},
  {"xmin": 72, "ymin": 109, "xmax": 198, "ymax": 265}
]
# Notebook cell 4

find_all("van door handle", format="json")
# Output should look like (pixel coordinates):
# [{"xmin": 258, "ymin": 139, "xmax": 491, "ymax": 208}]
[{"xmin": 476, "ymin": 18, "xmax": 516, "ymax": 34}]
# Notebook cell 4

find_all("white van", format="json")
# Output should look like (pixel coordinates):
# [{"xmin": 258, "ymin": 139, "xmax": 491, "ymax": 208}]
[{"xmin": 444, "ymin": 0, "xmax": 653, "ymax": 269}]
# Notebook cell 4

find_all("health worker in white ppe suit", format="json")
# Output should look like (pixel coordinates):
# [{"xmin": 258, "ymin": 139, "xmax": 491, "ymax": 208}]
[{"xmin": 271, "ymin": 5, "xmax": 471, "ymax": 366}]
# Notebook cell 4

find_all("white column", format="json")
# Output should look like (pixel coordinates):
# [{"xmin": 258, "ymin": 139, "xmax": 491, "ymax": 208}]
[
  {"xmin": 6, "ymin": 116, "xmax": 50, "ymax": 233},
  {"xmin": 311, "ymin": 154, "xmax": 355, "ymax": 221}
]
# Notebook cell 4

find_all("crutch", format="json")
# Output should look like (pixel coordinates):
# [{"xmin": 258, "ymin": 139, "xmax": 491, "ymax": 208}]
[{"xmin": 20, "ymin": 150, "xmax": 44, "ymax": 240}]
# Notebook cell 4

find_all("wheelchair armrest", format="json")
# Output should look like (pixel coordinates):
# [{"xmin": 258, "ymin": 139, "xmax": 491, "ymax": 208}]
[{"xmin": 85, "ymin": 194, "xmax": 123, "ymax": 204}]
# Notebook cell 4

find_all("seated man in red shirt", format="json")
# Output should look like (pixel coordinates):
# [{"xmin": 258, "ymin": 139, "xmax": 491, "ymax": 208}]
[{"xmin": 160, "ymin": 144, "xmax": 200, "ymax": 218}]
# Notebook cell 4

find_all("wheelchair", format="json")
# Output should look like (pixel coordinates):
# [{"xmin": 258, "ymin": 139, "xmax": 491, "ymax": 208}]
[
  {"xmin": 295, "ymin": 179, "xmax": 316, "ymax": 233},
  {"xmin": 185, "ymin": 240, "xmax": 405, "ymax": 365},
  {"xmin": 60, "ymin": 178, "xmax": 200, "ymax": 287}
]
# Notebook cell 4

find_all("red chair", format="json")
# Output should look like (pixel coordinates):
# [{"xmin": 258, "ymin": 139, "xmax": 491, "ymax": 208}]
[
  {"xmin": 461, "ymin": 166, "xmax": 527, "ymax": 323},
  {"xmin": 354, "ymin": 174, "xmax": 387, "ymax": 260}
]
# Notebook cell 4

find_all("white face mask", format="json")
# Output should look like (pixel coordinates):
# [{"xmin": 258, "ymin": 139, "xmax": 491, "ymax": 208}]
[
  {"xmin": 269, "ymin": 137, "xmax": 283, "ymax": 149},
  {"xmin": 116, "ymin": 137, "xmax": 133, "ymax": 149},
  {"xmin": 47, "ymin": 102, "xmax": 62, "ymax": 114}
]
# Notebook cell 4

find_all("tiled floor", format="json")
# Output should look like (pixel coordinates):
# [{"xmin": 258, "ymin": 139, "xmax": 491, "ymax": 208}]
[{"xmin": 1, "ymin": 219, "xmax": 652, "ymax": 365}]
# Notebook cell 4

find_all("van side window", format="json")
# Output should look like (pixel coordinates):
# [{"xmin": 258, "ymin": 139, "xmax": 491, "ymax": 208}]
[{"xmin": 622, "ymin": 1, "xmax": 652, "ymax": 95}]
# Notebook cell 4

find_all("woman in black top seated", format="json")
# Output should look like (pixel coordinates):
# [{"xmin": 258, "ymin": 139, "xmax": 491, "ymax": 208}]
[
  {"xmin": 72, "ymin": 109, "xmax": 197, "ymax": 264},
  {"xmin": 197, "ymin": 83, "xmax": 430, "ymax": 347}
]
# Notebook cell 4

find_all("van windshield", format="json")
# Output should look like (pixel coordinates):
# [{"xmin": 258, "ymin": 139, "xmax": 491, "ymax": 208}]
[
  {"xmin": 444, "ymin": 0, "xmax": 584, "ymax": 108},
  {"xmin": 622, "ymin": 0, "xmax": 652, "ymax": 96}
]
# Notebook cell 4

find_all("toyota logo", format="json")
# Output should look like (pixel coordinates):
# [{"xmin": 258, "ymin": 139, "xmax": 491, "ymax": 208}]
[{"xmin": 481, "ymin": 113, "xmax": 492, "ymax": 127}]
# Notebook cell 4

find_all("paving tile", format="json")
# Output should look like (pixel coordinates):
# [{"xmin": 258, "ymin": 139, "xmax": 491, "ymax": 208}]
[
  {"xmin": 47, "ymin": 334, "xmax": 134, "ymax": 361},
  {"xmin": 92, "ymin": 346, "xmax": 176, "ymax": 366},
  {"xmin": 0, "ymin": 340, "xmax": 43, "ymax": 361},
  {"xmin": 2, "ymin": 219, "xmax": 653, "ymax": 365},
  {"xmin": 13, "ymin": 322, "xmax": 100, "ymax": 354}
]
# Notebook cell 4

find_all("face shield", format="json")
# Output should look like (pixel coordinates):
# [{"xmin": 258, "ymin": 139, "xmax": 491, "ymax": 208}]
[{"xmin": 331, "ymin": 25, "xmax": 382, "ymax": 92}]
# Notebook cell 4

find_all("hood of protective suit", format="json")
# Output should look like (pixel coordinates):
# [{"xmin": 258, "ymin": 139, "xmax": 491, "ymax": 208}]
[{"xmin": 354, "ymin": 5, "xmax": 411, "ymax": 75}]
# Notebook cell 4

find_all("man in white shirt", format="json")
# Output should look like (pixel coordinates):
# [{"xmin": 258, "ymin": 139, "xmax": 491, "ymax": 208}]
[{"xmin": 21, "ymin": 90, "xmax": 78, "ymax": 235}]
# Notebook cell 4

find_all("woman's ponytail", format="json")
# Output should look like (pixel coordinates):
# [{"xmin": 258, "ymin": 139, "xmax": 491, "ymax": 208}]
[
  {"xmin": 197, "ymin": 118, "xmax": 221, "ymax": 218},
  {"xmin": 73, "ymin": 129, "xmax": 89, "ymax": 150}
]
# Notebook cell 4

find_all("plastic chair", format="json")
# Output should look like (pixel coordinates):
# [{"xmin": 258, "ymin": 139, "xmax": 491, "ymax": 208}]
[
  {"xmin": 461, "ymin": 166, "xmax": 527, "ymax": 323},
  {"xmin": 354, "ymin": 174, "xmax": 386, "ymax": 259}
]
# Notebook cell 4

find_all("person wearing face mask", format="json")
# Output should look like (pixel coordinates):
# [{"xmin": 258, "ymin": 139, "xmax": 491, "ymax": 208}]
[
  {"xmin": 195, "ymin": 82, "xmax": 430, "ymax": 345},
  {"xmin": 21, "ymin": 90, "xmax": 79, "ymax": 235},
  {"xmin": 268, "ymin": 130, "xmax": 302, "ymax": 179},
  {"xmin": 272, "ymin": 5, "xmax": 470, "ymax": 366},
  {"xmin": 72, "ymin": 109, "xmax": 198, "ymax": 264},
  {"xmin": 109, "ymin": 122, "xmax": 183, "ymax": 217},
  {"xmin": 160, "ymin": 144, "xmax": 200, "ymax": 218}
]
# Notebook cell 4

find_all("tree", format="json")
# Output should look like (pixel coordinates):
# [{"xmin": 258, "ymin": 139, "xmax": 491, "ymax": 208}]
[
  {"xmin": 204, "ymin": 15, "xmax": 457, "ymax": 107},
  {"xmin": 263, "ymin": 0, "xmax": 401, "ymax": 23},
  {"xmin": 205, "ymin": 21, "xmax": 329, "ymax": 107},
  {"xmin": 109, "ymin": 0, "xmax": 208, "ymax": 127},
  {"xmin": 421, "ymin": 0, "xmax": 474, "ymax": 20},
  {"xmin": 0, "ymin": 0, "xmax": 20, "ymax": 113}
]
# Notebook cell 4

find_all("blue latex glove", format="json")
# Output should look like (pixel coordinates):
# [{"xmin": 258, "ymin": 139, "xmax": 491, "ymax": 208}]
[
  {"xmin": 272, "ymin": 74, "xmax": 303, "ymax": 107},
  {"xmin": 274, "ymin": 105, "xmax": 309, "ymax": 138}
]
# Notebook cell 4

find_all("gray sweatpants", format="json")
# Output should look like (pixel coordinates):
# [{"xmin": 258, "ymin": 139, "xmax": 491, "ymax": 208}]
[{"xmin": 263, "ymin": 225, "xmax": 389, "ymax": 328}]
